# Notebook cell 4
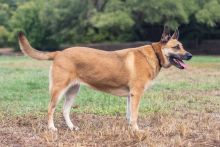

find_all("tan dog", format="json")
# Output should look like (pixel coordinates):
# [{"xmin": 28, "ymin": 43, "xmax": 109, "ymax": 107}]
[{"xmin": 18, "ymin": 27, "xmax": 192, "ymax": 133}]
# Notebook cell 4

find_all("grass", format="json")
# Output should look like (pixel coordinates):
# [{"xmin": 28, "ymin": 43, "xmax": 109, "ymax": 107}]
[
  {"xmin": 0, "ymin": 55, "xmax": 219, "ymax": 116},
  {"xmin": 0, "ymin": 55, "xmax": 220, "ymax": 146}
]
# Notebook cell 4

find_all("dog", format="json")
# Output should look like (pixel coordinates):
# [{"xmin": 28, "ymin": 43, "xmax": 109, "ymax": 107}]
[{"xmin": 18, "ymin": 26, "xmax": 192, "ymax": 133}]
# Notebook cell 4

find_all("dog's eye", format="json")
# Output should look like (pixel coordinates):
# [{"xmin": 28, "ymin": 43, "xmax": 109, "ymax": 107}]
[{"xmin": 173, "ymin": 45, "xmax": 180, "ymax": 50}]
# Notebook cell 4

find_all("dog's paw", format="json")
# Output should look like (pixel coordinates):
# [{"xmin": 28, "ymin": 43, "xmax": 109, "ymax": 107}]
[
  {"xmin": 129, "ymin": 128, "xmax": 147, "ymax": 141},
  {"xmin": 67, "ymin": 123, "xmax": 79, "ymax": 131},
  {"xmin": 69, "ymin": 126, "xmax": 79, "ymax": 131},
  {"xmin": 74, "ymin": 126, "xmax": 79, "ymax": 131},
  {"xmin": 126, "ymin": 117, "xmax": 130, "ymax": 123},
  {"xmin": 134, "ymin": 129, "xmax": 147, "ymax": 141},
  {"xmin": 48, "ymin": 126, "xmax": 58, "ymax": 132}
]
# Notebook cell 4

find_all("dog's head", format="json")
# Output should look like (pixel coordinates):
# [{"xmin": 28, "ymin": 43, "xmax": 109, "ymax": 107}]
[{"xmin": 158, "ymin": 26, "xmax": 192, "ymax": 69}]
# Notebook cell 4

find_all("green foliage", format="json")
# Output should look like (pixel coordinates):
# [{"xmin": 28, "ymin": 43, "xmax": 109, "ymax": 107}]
[
  {"xmin": 90, "ymin": 0, "xmax": 134, "ymax": 42},
  {"xmin": 1, "ymin": 0, "xmax": 220, "ymax": 49},
  {"xmin": 195, "ymin": 0, "xmax": 220, "ymax": 26},
  {"xmin": 0, "ymin": 26, "xmax": 10, "ymax": 46},
  {"xmin": 39, "ymin": 0, "xmax": 93, "ymax": 45},
  {"xmin": 0, "ymin": 3, "xmax": 11, "ymax": 26},
  {"xmin": 127, "ymin": 0, "xmax": 189, "ymax": 29},
  {"xmin": 9, "ymin": 0, "xmax": 45, "ymax": 49}
]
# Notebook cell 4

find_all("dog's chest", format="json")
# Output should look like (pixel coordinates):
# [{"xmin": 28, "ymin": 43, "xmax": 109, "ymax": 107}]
[{"xmin": 144, "ymin": 81, "xmax": 154, "ymax": 91}]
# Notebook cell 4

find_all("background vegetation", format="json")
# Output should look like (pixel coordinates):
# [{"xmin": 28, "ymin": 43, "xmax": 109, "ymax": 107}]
[
  {"xmin": 0, "ymin": 56, "xmax": 219, "ymax": 116},
  {"xmin": 1, "ymin": 0, "xmax": 220, "ymax": 50}
]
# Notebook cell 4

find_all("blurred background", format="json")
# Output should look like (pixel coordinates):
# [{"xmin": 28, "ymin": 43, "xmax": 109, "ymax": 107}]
[{"xmin": 0, "ymin": 0, "xmax": 220, "ymax": 54}]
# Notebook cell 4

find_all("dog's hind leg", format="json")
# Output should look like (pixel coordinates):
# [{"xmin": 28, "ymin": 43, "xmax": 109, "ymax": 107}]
[
  {"xmin": 126, "ymin": 96, "xmax": 131, "ymax": 122},
  {"xmin": 63, "ymin": 83, "xmax": 80, "ymax": 130},
  {"xmin": 48, "ymin": 85, "xmax": 67, "ymax": 131},
  {"xmin": 48, "ymin": 64, "xmax": 71, "ymax": 131}
]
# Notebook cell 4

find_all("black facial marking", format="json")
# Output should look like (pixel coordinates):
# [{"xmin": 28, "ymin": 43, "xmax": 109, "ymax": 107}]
[{"xmin": 168, "ymin": 52, "xmax": 192, "ymax": 69}]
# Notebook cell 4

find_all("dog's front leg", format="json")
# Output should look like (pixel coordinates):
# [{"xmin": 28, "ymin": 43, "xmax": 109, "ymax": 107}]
[
  {"xmin": 126, "ymin": 96, "xmax": 131, "ymax": 121},
  {"xmin": 129, "ymin": 89, "xmax": 144, "ymax": 132}
]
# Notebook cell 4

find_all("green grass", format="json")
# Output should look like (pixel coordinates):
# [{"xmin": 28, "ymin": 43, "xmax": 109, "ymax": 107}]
[
  {"xmin": 0, "ymin": 56, "xmax": 220, "ymax": 117},
  {"xmin": 190, "ymin": 55, "xmax": 220, "ymax": 63}
]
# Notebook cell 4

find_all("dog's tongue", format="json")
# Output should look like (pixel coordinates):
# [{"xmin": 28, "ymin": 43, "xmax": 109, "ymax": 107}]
[{"xmin": 179, "ymin": 60, "xmax": 187, "ymax": 69}]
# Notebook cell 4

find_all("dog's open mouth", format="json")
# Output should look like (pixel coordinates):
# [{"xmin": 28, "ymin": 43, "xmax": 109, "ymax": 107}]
[{"xmin": 169, "ymin": 56, "xmax": 187, "ymax": 69}]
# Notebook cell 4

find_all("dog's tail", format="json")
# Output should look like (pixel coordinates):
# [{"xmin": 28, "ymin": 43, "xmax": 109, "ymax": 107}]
[{"xmin": 18, "ymin": 32, "xmax": 58, "ymax": 60}]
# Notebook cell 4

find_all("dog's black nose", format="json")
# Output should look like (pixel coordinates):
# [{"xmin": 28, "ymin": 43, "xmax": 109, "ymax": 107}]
[{"xmin": 185, "ymin": 52, "xmax": 192, "ymax": 60}]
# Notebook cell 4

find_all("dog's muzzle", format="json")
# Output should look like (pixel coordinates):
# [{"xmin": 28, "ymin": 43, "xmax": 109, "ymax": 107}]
[
  {"xmin": 169, "ymin": 52, "xmax": 192, "ymax": 69},
  {"xmin": 182, "ymin": 52, "xmax": 192, "ymax": 60}
]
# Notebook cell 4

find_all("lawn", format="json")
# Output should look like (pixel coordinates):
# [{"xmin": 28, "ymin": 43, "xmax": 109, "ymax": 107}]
[{"xmin": 0, "ymin": 55, "xmax": 220, "ymax": 146}]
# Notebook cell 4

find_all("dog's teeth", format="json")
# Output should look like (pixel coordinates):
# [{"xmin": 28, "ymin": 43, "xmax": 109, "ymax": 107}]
[{"xmin": 174, "ymin": 59, "xmax": 178, "ymax": 63}]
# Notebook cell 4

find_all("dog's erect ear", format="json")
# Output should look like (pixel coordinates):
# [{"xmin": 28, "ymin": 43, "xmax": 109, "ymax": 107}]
[
  {"xmin": 160, "ymin": 25, "xmax": 171, "ymax": 44},
  {"xmin": 171, "ymin": 28, "xmax": 179, "ymax": 40}
]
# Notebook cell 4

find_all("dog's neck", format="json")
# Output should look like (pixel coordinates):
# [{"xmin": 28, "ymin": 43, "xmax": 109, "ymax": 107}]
[
  {"xmin": 151, "ymin": 42, "xmax": 167, "ymax": 68},
  {"xmin": 137, "ymin": 43, "xmax": 162, "ymax": 79},
  {"xmin": 150, "ymin": 43, "xmax": 162, "ymax": 68}
]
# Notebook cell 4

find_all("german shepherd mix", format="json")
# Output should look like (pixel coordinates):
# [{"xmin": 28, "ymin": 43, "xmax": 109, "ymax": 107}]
[{"xmin": 18, "ymin": 27, "xmax": 192, "ymax": 133}]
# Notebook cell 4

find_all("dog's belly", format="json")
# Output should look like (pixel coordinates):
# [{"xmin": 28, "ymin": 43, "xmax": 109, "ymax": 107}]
[
  {"xmin": 80, "ymin": 81, "xmax": 130, "ymax": 97},
  {"xmin": 101, "ymin": 87, "xmax": 130, "ymax": 97}
]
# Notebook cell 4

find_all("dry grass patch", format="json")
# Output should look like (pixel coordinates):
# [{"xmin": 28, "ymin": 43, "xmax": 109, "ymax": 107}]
[{"xmin": 0, "ymin": 112, "xmax": 220, "ymax": 146}]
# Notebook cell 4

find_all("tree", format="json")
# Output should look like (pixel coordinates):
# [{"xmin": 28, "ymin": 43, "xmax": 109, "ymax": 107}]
[
  {"xmin": 0, "ymin": 3, "xmax": 11, "ymax": 47},
  {"xmin": 1, "ymin": 0, "xmax": 220, "ymax": 49},
  {"xmin": 9, "ymin": 0, "xmax": 45, "ymax": 50},
  {"xmin": 195, "ymin": 0, "xmax": 220, "ymax": 27},
  {"xmin": 90, "ymin": 0, "xmax": 134, "ymax": 42},
  {"xmin": 38, "ymin": 0, "xmax": 94, "ymax": 47}
]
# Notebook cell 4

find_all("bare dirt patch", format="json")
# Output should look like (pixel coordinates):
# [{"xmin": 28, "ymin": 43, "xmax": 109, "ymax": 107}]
[{"xmin": 1, "ymin": 111, "xmax": 220, "ymax": 146}]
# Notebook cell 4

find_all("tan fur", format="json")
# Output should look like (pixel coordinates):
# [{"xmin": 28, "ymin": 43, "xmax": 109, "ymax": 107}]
[
  {"xmin": 18, "ymin": 29, "xmax": 191, "ymax": 133},
  {"xmin": 18, "ymin": 33, "xmax": 58, "ymax": 60}
]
